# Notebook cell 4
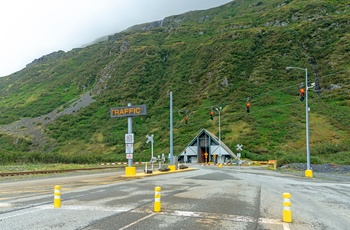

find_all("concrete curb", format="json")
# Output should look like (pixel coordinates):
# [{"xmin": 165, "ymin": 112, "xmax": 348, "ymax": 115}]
[{"xmin": 121, "ymin": 168, "xmax": 197, "ymax": 178}]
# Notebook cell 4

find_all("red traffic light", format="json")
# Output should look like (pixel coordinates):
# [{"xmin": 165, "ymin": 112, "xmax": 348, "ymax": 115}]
[
  {"xmin": 246, "ymin": 102, "xmax": 251, "ymax": 113},
  {"xmin": 299, "ymin": 88, "xmax": 305, "ymax": 102},
  {"xmin": 210, "ymin": 111, "xmax": 214, "ymax": 120}
]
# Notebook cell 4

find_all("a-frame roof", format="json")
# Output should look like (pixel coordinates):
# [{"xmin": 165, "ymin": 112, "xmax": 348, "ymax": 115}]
[{"xmin": 187, "ymin": 129, "xmax": 237, "ymax": 159}]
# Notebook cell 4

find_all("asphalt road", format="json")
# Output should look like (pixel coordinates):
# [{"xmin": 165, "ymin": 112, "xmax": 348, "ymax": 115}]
[{"xmin": 0, "ymin": 165, "xmax": 349, "ymax": 230}]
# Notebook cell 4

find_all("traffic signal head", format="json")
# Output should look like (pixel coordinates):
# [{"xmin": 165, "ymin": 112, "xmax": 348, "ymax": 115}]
[
  {"xmin": 210, "ymin": 111, "xmax": 214, "ymax": 120},
  {"xmin": 246, "ymin": 102, "xmax": 251, "ymax": 113},
  {"xmin": 299, "ymin": 88, "xmax": 305, "ymax": 102}
]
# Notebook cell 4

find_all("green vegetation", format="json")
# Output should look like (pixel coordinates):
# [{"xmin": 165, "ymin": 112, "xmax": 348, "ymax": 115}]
[
  {"xmin": 0, "ymin": 163, "xmax": 102, "ymax": 173},
  {"xmin": 0, "ymin": 0, "xmax": 349, "ymax": 165}
]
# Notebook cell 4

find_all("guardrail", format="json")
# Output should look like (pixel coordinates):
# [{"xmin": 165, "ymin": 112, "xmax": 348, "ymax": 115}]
[
  {"xmin": 253, "ymin": 160, "xmax": 277, "ymax": 165},
  {"xmin": 98, "ymin": 162, "xmax": 146, "ymax": 166},
  {"xmin": 252, "ymin": 160, "xmax": 277, "ymax": 170}
]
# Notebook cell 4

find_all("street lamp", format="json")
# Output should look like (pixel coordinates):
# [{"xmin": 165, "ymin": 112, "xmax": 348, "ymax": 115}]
[
  {"xmin": 286, "ymin": 66, "xmax": 312, "ymax": 178},
  {"xmin": 216, "ymin": 107, "xmax": 222, "ymax": 164}
]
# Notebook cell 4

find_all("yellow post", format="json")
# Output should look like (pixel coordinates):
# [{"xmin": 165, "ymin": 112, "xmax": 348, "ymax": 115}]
[
  {"xmin": 282, "ymin": 192, "xmax": 292, "ymax": 222},
  {"xmin": 168, "ymin": 165, "xmax": 176, "ymax": 171},
  {"xmin": 154, "ymin": 186, "xmax": 161, "ymax": 212},
  {"xmin": 305, "ymin": 169, "xmax": 313, "ymax": 178},
  {"xmin": 125, "ymin": 166, "xmax": 136, "ymax": 176},
  {"xmin": 54, "ymin": 185, "xmax": 61, "ymax": 208}
]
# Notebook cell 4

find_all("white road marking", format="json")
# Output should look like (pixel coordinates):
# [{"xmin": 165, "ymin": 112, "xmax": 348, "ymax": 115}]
[
  {"xmin": 0, "ymin": 203, "xmax": 12, "ymax": 207},
  {"xmin": 283, "ymin": 223, "xmax": 291, "ymax": 230},
  {"xmin": 132, "ymin": 208, "xmax": 289, "ymax": 228},
  {"xmin": 38, "ymin": 204, "xmax": 130, "ymax": 212},
  {"xmin": 0, "ymin": 209, "xmax": 39, "ymax": 220},
  {"xmin": 119, "ymin": 213, "xmax": 155, "ymax": 230}
]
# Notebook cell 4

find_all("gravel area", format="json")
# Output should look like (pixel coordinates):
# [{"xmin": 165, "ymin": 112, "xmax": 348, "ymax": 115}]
[{"xmin": 280, "ymin": 163, "xmax": 350, "ymax": 181}]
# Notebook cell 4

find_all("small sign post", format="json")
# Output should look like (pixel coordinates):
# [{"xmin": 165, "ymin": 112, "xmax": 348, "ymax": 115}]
[
  {"xmin": 236, "ymin": 144, "xmax": 243, "ymax": 169},
  {"xmin": 146, "ymin": 134, "xmax": 154, "ymax": 171},
  {"xmin": 110, "ymin": 104, "xmax": 147, "ymax": 176},
  {"xmin": 213, "ymin": 154, "xmax": 217, "ymax": 164},
  {"xmin": 125, "ymin": 134, "xmax": 134, "ymax": 159},
  {"xmin": 125, "ymin": 143, "xmax": 134, "ymax": 154},
  {"xmin": 125, "ymin": 134, "xmax": 134, "ymax": 144}
]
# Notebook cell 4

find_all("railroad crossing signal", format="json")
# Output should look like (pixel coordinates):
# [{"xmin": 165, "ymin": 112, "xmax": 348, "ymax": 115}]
[
  {"xmin": 236, "ymin": 144, "xmax": 243, "ymax": 152},
  {"xmin": 146, "ymin": 134, "xmax": 154, "ymax": 143}
]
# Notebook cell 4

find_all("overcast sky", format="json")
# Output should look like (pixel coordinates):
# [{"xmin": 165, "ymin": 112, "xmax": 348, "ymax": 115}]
[{"xmin": 0, "ymin": 0, "xmax": 231, "ymax": 77}]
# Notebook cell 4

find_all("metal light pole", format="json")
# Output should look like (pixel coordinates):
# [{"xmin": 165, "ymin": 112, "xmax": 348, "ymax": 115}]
[
  {"xmin": 286, "ymin": 67, "xmax": 312, "ymax": 178},
  {"xmin": 166, "ymin": 91, "xmax": 177, "ymax": 171},
  {"xmin": 216, "ymin": 107, "xmax": 222, "ymax": 164},
  {"xmin": 169, "ymin": 91, "xmax": 174, "ymax": 166},
  {"xmin": 127, "ymin": 103, "xmax": 133, "ymax": 167}
]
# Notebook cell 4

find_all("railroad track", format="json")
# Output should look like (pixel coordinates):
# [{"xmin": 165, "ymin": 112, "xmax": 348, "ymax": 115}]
[{"xmin": 0, "ymin": 166, "xmax": 120, "ymax": 177}]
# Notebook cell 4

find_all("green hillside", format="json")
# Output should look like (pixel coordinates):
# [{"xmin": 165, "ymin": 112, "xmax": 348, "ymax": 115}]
[{"xmin": 0, "ymin": 0, "xmax": 349, "ymax": 165}]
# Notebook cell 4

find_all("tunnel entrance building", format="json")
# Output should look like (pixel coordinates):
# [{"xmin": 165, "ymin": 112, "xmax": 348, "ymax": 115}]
[{"xmin": 178, "ymin": 129, "xmax": 237, "ymax": 164}]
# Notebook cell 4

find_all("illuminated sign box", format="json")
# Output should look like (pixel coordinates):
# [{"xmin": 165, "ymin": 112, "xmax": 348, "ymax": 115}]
[{"xmin": 110, "ymin": 104, "xmax": 147, "ymax": 118}]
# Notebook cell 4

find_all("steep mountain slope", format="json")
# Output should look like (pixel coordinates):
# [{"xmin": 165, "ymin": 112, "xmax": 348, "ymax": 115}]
[{"xmin": 0, "ymin": 0, "xmax": 349, "ymax": 164}]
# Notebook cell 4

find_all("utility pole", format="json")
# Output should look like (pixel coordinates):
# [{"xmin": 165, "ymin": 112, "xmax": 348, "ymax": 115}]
[
  {"xmin": 169, "ymin": 91, "xmax": 174, "ymax": 165},
  {"xmin": 216, "ymin": 107, "xmax": 222, "ymax": 163},
  {"xmin": 286, "ymin": 66, "xmax": 314, "ymax": 178}
]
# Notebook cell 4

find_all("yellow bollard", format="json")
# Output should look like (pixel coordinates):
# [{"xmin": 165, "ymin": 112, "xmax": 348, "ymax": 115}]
[
  {"xmin": 54, "ymin": 185, "xmax": 61, "ymax": 208},
  {"xmin": 125, "ymin": 166, "xmax": 136, "ymax": 176},
  {"xmin": 168, "ymin": 165, "xmax": 176, "ymax": 171},
  {"xmin": 154, "ymin": 186, "xmax": 161, "ymax": 212},
  {"xmin": 282, "ymin": 192, "xmax": 292, "ymax": 222},
  {"xmin": 305, "ymin": 169, "xmax": 313, "ymax": 178}
]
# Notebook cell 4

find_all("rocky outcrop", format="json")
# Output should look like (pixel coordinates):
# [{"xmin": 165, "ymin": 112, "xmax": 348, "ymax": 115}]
[
  {"xmin": 26, "ymin": 50, "xmax": 66, "ymax": 67},
  {"xmin": 0, "ymin": 90, "xmax": 95, "ymax": 149}
]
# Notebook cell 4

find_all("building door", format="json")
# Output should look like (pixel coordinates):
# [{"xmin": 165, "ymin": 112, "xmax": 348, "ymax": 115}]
[
  {"xmin": 200, "ymin": 147, "xmax": 208, "ymax": 163},
  {"xmin": 198, "ymin": 133, "xmax": 209, "ymax": 163}
]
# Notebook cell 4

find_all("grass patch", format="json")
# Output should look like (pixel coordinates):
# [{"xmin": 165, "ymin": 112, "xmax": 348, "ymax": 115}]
[{"xmin": 0, "ymin": 163, "xmax": 102, "ymax": 173}]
